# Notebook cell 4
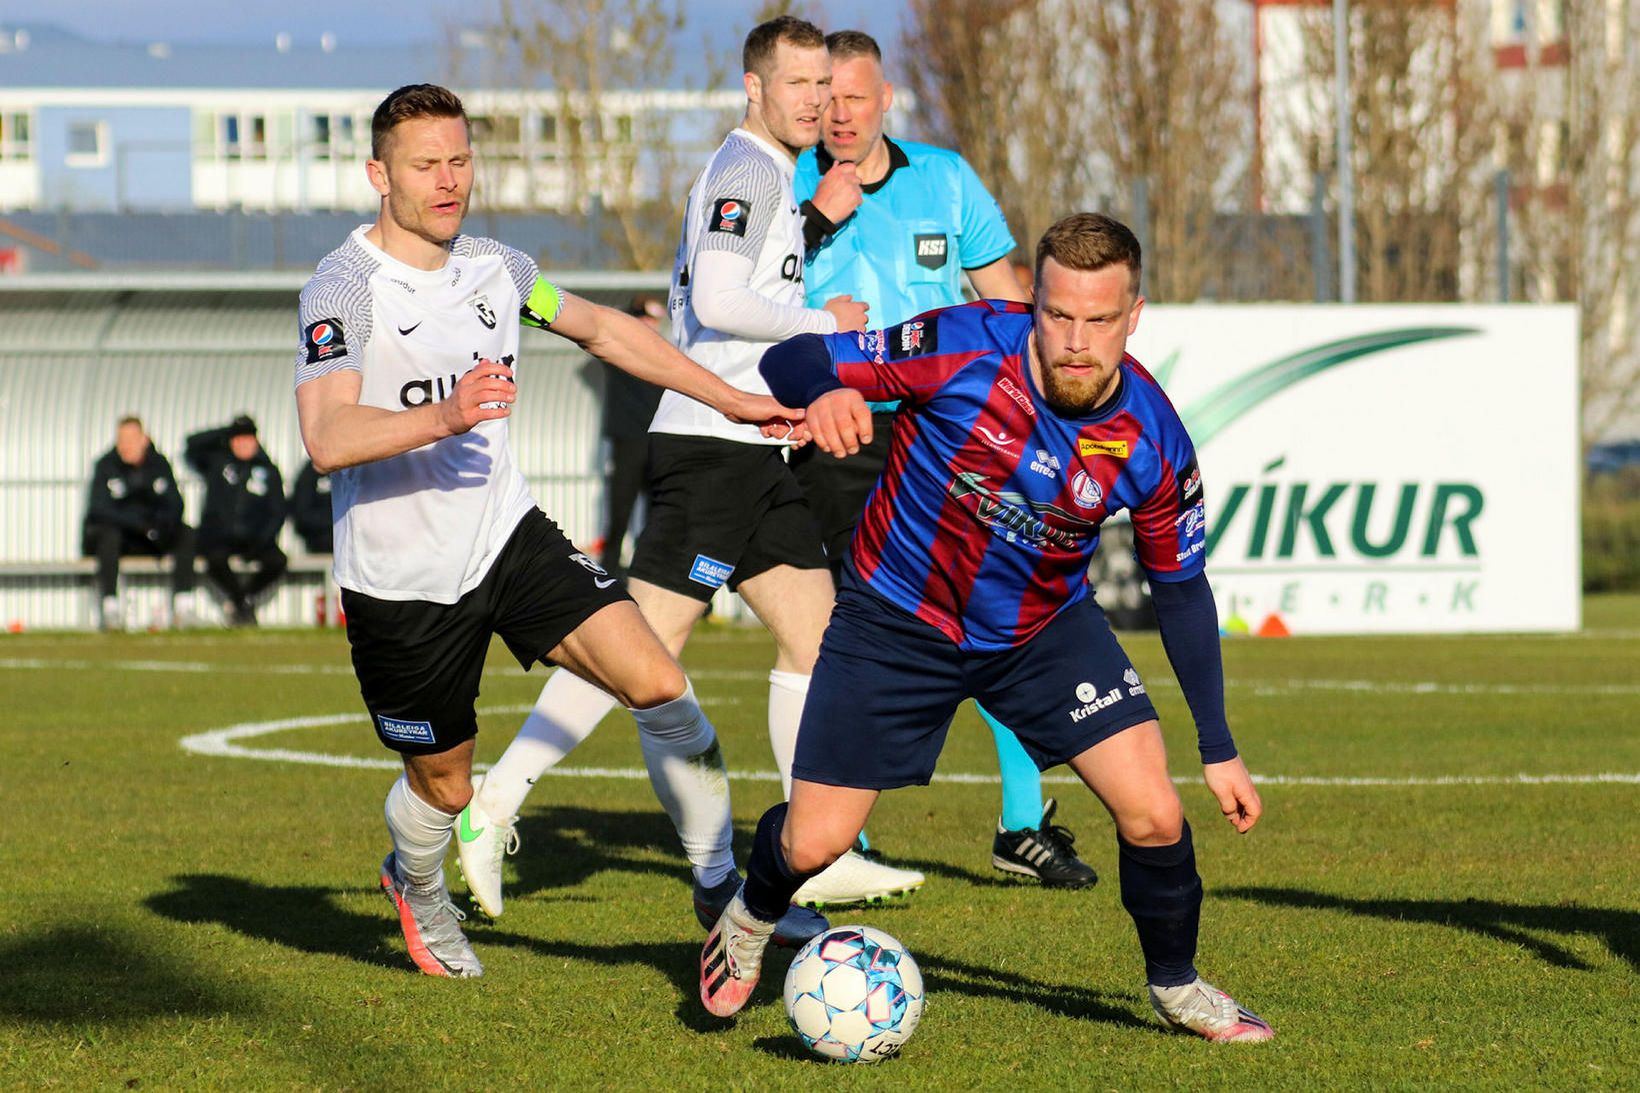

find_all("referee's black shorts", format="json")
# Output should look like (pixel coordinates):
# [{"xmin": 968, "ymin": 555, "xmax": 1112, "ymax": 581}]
[
  {"xmin": 627, "ymin": 434, "xmax": 828, "ymax": 603},
  {"xmin": 342, "ymin": 508, "xmax": 630, "ymax": 755},
  {"xmin": 788, "ymin": 409, "xmax": 896, "ymax": 570}
]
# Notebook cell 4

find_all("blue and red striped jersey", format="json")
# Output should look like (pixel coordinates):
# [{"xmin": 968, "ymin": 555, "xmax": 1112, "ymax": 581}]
[{"xmin": 818, "ymin": 299, "xmax": 1206, "ymax": 651}]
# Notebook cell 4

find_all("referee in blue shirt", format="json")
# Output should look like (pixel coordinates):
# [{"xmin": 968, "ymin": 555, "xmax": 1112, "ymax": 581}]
[{"xmin": 791, "ymin": 30, "xmax": 1096, "ymax": 889}]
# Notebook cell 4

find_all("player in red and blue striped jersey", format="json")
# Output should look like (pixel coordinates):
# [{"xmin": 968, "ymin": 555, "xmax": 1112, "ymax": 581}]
[
  {"xmin": 825, "ymin": 299, "xmax": 1204, "ymax": 652},
  {"xmin": 699, "ymin": 213, "xmax": 1272, "ymax": 1043}
]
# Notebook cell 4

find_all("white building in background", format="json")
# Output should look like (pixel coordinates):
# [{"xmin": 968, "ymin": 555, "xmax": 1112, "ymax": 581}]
[
  {"xmin": 0, "ymin": 22, "xmax": 739, "ymax": 214},
  {"xmin": 1249, "ymin": 0, "xmax": 1578, "ymax": 214}
]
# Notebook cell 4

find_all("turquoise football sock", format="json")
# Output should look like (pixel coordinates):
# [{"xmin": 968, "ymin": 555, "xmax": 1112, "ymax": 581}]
[{"xmin": 978, "ymin": 704, "xmax": 1046, "ymax": 832}]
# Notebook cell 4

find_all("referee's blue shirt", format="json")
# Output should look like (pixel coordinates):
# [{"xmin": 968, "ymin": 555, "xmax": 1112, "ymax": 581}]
[{"xmin": 794, "ymin": 136, "xmax": 1016, "ymax": 329}]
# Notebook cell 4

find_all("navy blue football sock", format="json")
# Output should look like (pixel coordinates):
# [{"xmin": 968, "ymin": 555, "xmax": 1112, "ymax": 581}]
[
  {"xmin": 1118, "ymin": 821, "xmax": 1202, "ymax": 987},
  {"xmin": 741, "ymin": 803, "xmax": 821, "ymax": 922}
]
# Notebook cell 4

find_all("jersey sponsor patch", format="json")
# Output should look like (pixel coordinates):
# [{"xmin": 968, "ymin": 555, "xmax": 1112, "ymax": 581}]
[
  {"xmin": 709, "ymin": 197, "xmax": 750, "ymax": 236},
  {"xmin": 858, "ymin": 328, "xmax": 887, "ymax": 363},
  {"xmin": 1176, "ymin": 456, "xmax": 1203, "ymax": 507},
  {"xmin": 888, "ymin": 317, "xmax": 938, "ymax": 360},
  {"xmin": 377, "ymin": 715, "xmax": 436, "ymax": 745},
  {"xmin": 304, "ymin": 319, "xmax": 348, "ymax": 364},
  {"xmin": 1080, "ymin": 438, "xmax": 1130, "ymax": 459},
  {"xmin": 688, "ymin": 553, "xmax": 734, "ymax": 589},
  {"xmin": 914, "ymin": 233, "xmax": 948, "ymax": 270}
]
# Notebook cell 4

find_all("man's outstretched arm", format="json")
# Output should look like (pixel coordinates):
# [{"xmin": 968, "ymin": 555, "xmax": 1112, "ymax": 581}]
[{"xmin": 1149, "ymin": 572, "xmax": 1262, "ymax": 833}]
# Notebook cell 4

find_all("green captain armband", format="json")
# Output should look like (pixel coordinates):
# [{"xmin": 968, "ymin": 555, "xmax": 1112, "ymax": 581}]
[{"xmin": 520, "ymin": 276, "xmax": 563, "ymax": 329}]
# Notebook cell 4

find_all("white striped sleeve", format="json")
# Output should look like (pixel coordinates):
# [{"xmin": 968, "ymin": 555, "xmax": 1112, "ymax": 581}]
[
  {"xmin": 294, "ymin": 268, "xmax": 374, "ymax": 388},
  {"xmin": 694, "ymin": 150, "xmax": 785, "ymax": 261}
]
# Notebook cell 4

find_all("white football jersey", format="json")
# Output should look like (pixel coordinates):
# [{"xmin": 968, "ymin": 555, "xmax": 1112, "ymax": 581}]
[
  {"xmin": 658, "ymin": 128, "xmax": 828, "ymax": 443},
  {"xmin": 294, "ymin": 227, "xmax": 561, "ymax": 604}
]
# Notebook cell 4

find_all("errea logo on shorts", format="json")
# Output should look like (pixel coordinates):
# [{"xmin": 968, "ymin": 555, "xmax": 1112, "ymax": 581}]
[
  {"xmin": 689, "ymin": 554, "xmax": 734, "ymax": 589},
  {"xmin": 378, "ymin": 715, "xmax": 436, "ymax": 745},
  {"xmin": 1124, "ymin": 668, "xmax": 1146, "ymax": 696},
  {"xmin": 1069, "ymin": 681, "xmax": 1124, "ymax": 722}
]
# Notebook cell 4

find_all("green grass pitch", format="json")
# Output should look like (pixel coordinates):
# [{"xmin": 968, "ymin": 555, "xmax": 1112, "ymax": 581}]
[{"xmin": 3, "ymin": 596, "xmax": 1636, "ymax": 1089}]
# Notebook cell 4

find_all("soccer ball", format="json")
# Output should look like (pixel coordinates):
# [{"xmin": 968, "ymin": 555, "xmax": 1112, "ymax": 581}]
[{"xmin": 782, "ymin": 925, "xmax": 924, "ymax": 1063}]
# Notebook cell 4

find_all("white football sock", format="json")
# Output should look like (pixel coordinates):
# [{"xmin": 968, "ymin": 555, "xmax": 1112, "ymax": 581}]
[
  {"xmin": 384, "ymin": 774, "xmax": 456, "ymax": 887},
  {"xmin": 632, "ymin": 680, "xmax": 735, "ymax": 888},
  {"xmin": 477, "ymin": 668, "xmax": 617, "ymax": 821},
  {"xmin": 767, "ymin": 670, "xmax": 810, "ymax": 801}
]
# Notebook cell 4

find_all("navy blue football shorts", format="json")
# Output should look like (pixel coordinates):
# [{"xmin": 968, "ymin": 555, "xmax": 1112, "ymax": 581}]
[{"xmin": 791, "ymin": 568, "xmax": 1159, "ymax": 790}]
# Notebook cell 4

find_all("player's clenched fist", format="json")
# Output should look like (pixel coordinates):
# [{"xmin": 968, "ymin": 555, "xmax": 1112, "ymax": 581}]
[
  {"xmin": 440, "ymin": 358, "xmax": 516, "ymax": 434},
  {"xmin": 812, "ymin": 160, "xmax": 863, "ymax": 223},
  {"xmin": 824, "ymin": 294, "xmax": 869, "ymax": 333}
]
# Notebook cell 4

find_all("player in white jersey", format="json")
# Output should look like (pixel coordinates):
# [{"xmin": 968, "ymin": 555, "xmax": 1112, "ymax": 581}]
[
  {"xmin": 466, "ymin": 18, "xmax": 925, "ymax": 915},
  {"xmin": 294, "ymin": 83, "xmax": 824, "ymax": 979}
]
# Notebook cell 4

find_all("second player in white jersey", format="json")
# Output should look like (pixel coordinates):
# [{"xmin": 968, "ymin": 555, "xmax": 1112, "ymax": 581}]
[{"xmin": 657, "ymin": 128, "xmax": 837, "ymax": 444}]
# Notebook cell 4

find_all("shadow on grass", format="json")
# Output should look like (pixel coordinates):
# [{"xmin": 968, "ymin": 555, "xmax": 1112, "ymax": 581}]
[
  {"xmin": 1221, "ymin": 886, "xmax": 1640, "ymax": 971},
  {"xmin": 146, "ymin": 874, "xmax": 406, "ymax": 971},
  {"xmin": 506, "ymin": 802, "xmax": 1080, "ymax": 897},
  {"xmin": 143, "ymin": 872, "xmax": 749, "ymax": 1032},
  {"xmin": 747, "ymin": 948, "xmax": 1150, "ymax": 1062},
  {"xmin": 918, "ymin": 952, "xmax": 1149, "ymax": 1029},
  {"xmin": 508, "ymin": 804, "xmax": 714, "ymax": 898},
  {"xmin": 0, "ymin": 926, "xmax": 240, "ymax": 1024}
]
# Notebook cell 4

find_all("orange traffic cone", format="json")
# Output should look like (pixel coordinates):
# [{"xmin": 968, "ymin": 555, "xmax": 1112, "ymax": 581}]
[{"xmin": 1255, "ymin": 613, "xmax": 1291, "ymax": 638}]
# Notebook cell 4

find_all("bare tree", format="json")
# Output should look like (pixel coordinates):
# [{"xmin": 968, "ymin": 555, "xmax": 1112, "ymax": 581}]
[
  {"xmin": 455, "ymin": 0, "xmax": 733, "ymax": 268},
  {"xmin": 900, "ymin": 0, "xmax": 1255, "ymax": 302},
  {"xmin": 1267, "ymin": 0, "xmax": 1502, "ymax": 304},
  {"xmin": 1501, "ymin": 0, "xmax": 1640, "ymax": 447}
]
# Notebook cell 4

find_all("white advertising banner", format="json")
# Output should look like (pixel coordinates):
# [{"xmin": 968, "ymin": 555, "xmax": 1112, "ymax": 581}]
[{"xmin": 1127, "ymin": 305, "xmax": 1581, "ymax": 634}]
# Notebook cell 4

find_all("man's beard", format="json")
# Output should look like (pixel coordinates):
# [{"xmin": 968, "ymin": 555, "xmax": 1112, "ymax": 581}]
[{"xmin": 1039, "ymin": 353, "xmax": 1116, "ymax": 416}]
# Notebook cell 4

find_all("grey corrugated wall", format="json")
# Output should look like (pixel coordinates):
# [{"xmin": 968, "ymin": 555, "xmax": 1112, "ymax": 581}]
[{"xmin": 0, "ymin": 272, "xmax": 668, "ymax": 628}]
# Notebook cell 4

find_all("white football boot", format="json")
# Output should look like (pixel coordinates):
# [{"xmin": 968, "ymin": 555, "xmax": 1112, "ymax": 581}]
[
  {"xmin": 792, "ymin": 848, "xmax": 925, "ymax": 909},
  {"xmin": 1149, "ymin": 977, "xmax": 1274, "ymax": 1042},
  {"xmin": 454, "ymin": 775, "xmax": 519, "ymax": 919}
]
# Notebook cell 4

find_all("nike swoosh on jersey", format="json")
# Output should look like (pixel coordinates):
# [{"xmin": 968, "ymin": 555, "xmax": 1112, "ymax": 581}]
[
  {"xmin": 594, "ymin": 577, "xmax": 617, "ymax": 589},
  {"xmin": 397, "ymin": 322, "xmax": 423, "ymax": 336},
  {"xmin": 459, "ymin": 810, "xmax": 485, "ymax": 843}
]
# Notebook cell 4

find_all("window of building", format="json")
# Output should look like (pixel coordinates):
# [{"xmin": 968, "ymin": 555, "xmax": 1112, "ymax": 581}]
[
  {"xmin": 247, "ymin": 115, "xmax": 267, "ymax": 160},
  {"xmin": 537, "ymin": 114, "xmax": 559, "ymax": 161},
  {"xmin": 224, "ymin": 114, "xmax": 241, "ymax": 160},
  {"xmin": 65, "ymin": 120, "xmax": 107, "ymax": 167},
  {"xmin": 310, "ymin": 114, "xmax": 331, "ymax": 160},
  {"xmin": 0, "ymin": 111, "xmax": 31, "ymax": 160}
]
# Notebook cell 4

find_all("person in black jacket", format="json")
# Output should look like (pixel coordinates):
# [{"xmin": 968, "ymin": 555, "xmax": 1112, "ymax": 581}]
[
  {"xmin": 288, "ymin": 459, "xmax": 334, "ymax": 554},
  {"xmin": 185, "ymin": 414, "xmax": 288, "ymax": 626},
  {"xmin": 82, "ymin": 415, "xmax": 198, "ymax": 631},
  {"xmin": 595, "ymin": 295, "xmax": 665, "ymax": 578}
]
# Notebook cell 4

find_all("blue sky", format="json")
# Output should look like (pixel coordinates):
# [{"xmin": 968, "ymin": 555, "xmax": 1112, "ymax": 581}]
[{"xmin": 0, "ymin": 1, "xmax": 911, "ymax": 60}]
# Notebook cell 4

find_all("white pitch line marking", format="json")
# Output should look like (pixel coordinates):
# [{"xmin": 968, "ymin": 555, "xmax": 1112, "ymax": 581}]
[
  {"xmin": 178, "ymin": 706, "xmax": 1640, "ymax": 786},
  {"xmin": 8, "ymin": 657, "xmax": 1637, "ymax": 698}
]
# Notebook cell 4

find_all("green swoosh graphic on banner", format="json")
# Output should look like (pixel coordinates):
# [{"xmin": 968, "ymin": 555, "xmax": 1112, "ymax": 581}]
[{"xmin": 1177, "ymin": 327, "xmax": 1481, "ymax": 447}]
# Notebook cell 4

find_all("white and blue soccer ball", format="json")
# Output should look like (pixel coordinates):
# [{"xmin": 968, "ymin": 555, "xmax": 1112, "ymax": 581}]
[{"xmin": 782, "ymin": 925, "xmax": 924, "ymax": 1063}]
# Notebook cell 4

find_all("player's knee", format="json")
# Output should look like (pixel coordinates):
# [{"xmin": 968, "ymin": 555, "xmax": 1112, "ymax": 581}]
[
  {"xmin": 618, "ymin": 661, "xmax": 688, "ymax": 710},
  {"xmin": 781, "ymin": 827, "xmax": 851, "ymax": 875},
  {"xmin": 417, "ymin": 778, "xmax": 473, "ymax": 815},
  {"xmin": 1115, "ymin": 799, "xmax": 1185, "ymax": 847}
]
